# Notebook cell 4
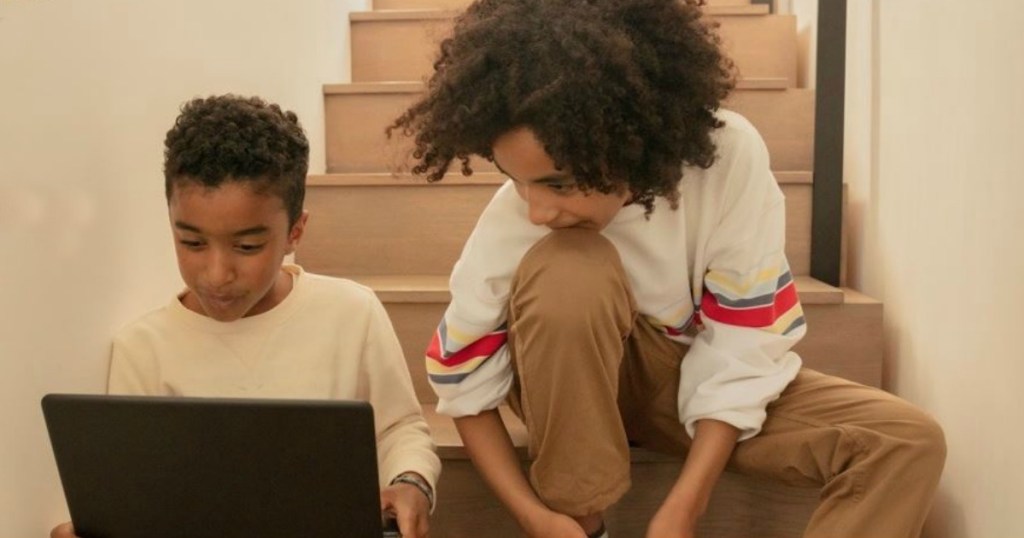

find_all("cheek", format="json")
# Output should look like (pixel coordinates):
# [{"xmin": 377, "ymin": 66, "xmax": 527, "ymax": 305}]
[
  {"xmin": 249, "ymin": 250, "xmax": 286, "ymax": 285},
  {"xmin": 174, "ymin": 250, "xmax": 200, "ymax": 282},
  {"xmin": 588, "ymin": 197, "xmax": 626, "ymax": 225}
]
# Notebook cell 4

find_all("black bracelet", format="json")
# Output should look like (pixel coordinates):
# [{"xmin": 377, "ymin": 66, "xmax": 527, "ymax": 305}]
[{"xmin": 390, "ymin": 472, "xmax": 434, "ymax": 509}]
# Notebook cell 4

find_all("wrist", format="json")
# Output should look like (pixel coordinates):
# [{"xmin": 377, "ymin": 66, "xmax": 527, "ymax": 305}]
[
  {"xmin": 390, "ymin": 472, "xmax": 434, "ymax": 509},
  {"xmin": 516, "ymin": 503, "xmax": 561, "ymax": 535},
  {"xmin": 661, "ymin": 487, "xmax": 705, "ymax": 524}
]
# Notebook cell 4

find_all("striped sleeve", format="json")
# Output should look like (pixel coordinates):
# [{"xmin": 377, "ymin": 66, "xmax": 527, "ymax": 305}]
[
  {"xmin": 424, "ymin": 181, "xmax": 547, "ymax": 417},
  {"xmin": 701, "ymin": 263, "xmax": 806, "ymax": 336},
  {"xmin": 425, "ymin": 319, "xmax": 507, "ymax": 385},
  {"xmin": 676, "ymin": 115, "xmax": 804, "ymax": 441},
  {"xmin": 425, "ymin": 313, "xmax": 515, "ymax": 417}
]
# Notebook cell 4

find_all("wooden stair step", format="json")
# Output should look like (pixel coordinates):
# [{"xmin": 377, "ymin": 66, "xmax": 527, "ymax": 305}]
[
  {"xmin": 323, "ymin": 83, "xmax": 813, "ymax": 173},
  {"xmin": 320, "ymin": 274, "xmax": 882, "ymax": 403},
  {"xmin": 352, "ymin": 274, "xmax": 843, "ymax": 305},
  {"xmin": 373, "ymin": 0, "xmax": 768, "ymax": 11},
  {"xmin": 298, "ymin": 170, "xmax": 813, "ymax": 276},
  {"xmin": 424, "ymin": 404, "xmax": 817, "ymax": 537},
  {"xmin": 350, "ymin": 11, "xmax": 797, "ymax": 85}
]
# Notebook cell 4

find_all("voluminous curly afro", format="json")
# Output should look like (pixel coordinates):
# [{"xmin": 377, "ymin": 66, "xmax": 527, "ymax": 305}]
[
  {"xmin": 164, "ymin": 94, "xmax": 309, "ymax": 226},
  {"xmin": 388, "ymin": 0, "xmax": 735, "ymax": 214}
]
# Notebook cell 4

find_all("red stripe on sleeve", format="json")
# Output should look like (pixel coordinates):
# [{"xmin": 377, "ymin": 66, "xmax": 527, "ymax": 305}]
[
  {"xmin": 700, "ymin": 281, "xmax": 799, "ymax": 328},
  {"xmin": 426, "ymin": 331, "xmax": 507, "ymax": 367}
]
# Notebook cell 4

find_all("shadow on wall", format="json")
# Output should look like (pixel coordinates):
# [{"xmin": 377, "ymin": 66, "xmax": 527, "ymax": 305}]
[{"xmin": 922, "ymin": 489, "xmax": 966, "ymax": 538}]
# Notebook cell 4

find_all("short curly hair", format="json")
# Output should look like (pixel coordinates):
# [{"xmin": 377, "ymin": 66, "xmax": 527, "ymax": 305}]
[
  {"xmin": 164, "ymin": 94, "xmax": 309, "ymax": 227},
  {"xmin": 388, "ymin": 0, "xmax": 735, "ymax": 214}
]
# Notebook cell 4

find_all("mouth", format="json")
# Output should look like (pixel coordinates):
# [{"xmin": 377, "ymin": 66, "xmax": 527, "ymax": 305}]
[
  {"xmin": 203, "ymin": 293, "xmax": 238, "ymax": 309},
  {"xmin": 548, "ymin": 221, "xmax": 591, "ymax": 230}
]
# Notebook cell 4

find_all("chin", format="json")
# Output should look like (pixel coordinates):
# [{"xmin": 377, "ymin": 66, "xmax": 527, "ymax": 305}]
[
  {"xmin": 205, "ymin": 311, "xmax": 244, "ymax": 322},
  {"xmin": 199, "ymin": 304, "xmax": 247, "ymax": 322}
]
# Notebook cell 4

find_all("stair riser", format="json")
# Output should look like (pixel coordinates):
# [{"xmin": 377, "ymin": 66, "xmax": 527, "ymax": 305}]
[
  {"xmin": 351, "ymin": 14, "xmax": 797, "ymax": 86},
  {"xmin": 436, "ymin": 460, "xmax": 816, "ymax": 537},
  {"xmin": 324, "ymin": 87, "xmax": 814, "ymax": 173},
  {"xmin": 298, "ymin": 182, "xmax": 811, "ymax": 276},
  {"xmin": 375, "ymin": 294, "xmax": 881, "ymax": 404}
]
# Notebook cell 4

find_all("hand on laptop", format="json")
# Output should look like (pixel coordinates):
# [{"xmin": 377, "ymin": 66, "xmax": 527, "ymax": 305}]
[
  {"xmin": 381, "ymin": 479, "xmax": 431, "ymax": 538},
  {"xmin": 49, "ymin": 522, "xmax": 77, "ymax": 538}
]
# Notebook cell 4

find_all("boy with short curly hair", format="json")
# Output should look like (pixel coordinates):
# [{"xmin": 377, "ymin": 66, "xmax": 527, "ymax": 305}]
[
  {"xmin": 390, "ymin": 1, "xmax": 945, "ymax": 537},
  {"xmin": 51, "ymin": 94, "xmax": 440, "ymax": 538}
]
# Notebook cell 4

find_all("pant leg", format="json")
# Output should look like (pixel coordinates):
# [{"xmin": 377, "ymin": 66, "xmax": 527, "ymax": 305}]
[
  {"xmin": 619, "ymin": 322, "xmax": 946, "ymax": 537},
  {"xmin": 730, "ymin": 369, "xmax": 946, "ymax": 538},
  {"xmin": 505, "ymin": 228, "xmax": 946, "ymax": 536},
  {"xmin": 505, "ymin": 228, "xmax": 637, "ymax": 516}
]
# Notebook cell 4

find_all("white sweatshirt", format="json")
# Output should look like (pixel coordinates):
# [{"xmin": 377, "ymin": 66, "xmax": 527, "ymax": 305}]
[{"xmin": 426, "ymin": 110, "xmax": 805, "ymax": 441}]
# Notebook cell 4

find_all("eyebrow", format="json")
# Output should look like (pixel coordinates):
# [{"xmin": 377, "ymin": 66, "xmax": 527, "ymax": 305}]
[
  {"xmin": 493, "ymin": 162, "xmax": 574, "ymax": 185},
  {"xmin": 173, "ymin": 221, "xmax": 270, "ymax": 237}
]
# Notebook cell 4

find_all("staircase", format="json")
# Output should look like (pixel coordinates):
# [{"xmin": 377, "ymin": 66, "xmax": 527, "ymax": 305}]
[{"xmin": 296, "ymin": 1, "xmax": 883, "ymax": 535}]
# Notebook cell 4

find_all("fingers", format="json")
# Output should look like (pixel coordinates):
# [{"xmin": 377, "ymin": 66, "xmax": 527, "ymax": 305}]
[
  {"xmin": 396, "ymin": 510, "xmax": 429, "ymax": 538},
  {"xmin": 381, "ymin": 485, "xmax": 430, "ymax": 538},
  {"xmin": 49, "ymin": 522, "xmax": 75, "ymax": 538}
]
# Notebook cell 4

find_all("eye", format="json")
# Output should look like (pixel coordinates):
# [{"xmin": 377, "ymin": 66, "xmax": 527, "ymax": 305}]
[
  {"xmin": 178, "ymin": 239, "xmax": 204, "ymax": 250},
  {"xmin": 548, "ymin": 182, "xmax": 577, "ymax": 194},
  {"xmin": 235, "ymin": 243, "xmax": 266, "ymax": 254}
]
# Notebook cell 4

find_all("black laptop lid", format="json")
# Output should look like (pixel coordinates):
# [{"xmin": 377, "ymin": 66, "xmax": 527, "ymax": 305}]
[{"xmin": 42, "ymin": 394, "xmax": 384, "ymax": 538}]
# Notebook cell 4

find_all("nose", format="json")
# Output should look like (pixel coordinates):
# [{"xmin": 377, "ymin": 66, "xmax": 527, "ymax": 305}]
[
  {"xmin": 205, "ymin": 247, "xmax": 236, "ymax": 288},
  {"xmin": 523, "ymin": 185, "xmax": 559, "ymax": 226}
]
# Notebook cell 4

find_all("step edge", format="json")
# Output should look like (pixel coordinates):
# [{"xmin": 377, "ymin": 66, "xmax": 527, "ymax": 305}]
[
  {"xmin": 344, "ymin": 274, "xmax": 849, "ymax": 305},
  {"xmin": 309, "ymin": 172, "xmax": 504, "ymax": 186},
  {"xmin": 308, "ymin": 171, "xmax": 813, "ymax": 186},
  {"xmin": 424, "ymin": 403, "xmax": 684, "ymax": 461},
  {"xmin": 353, "ymin": 5, "xmax": 770, "ymax": 21},
  {"xmin": 324, "ymin": 79, "xmax": 794, "ymax": 94}
]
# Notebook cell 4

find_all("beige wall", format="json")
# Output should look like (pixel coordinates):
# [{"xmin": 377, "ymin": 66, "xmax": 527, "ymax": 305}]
[
  {"xmin": 844, "ymin": 1, "xmax": 1024, "ymax": 536},
  {"xmin": 0, "ymin": 0, "xmax": 363, "ymax": 534}
]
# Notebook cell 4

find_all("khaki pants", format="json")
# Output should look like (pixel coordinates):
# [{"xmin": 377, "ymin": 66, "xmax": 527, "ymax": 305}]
[{"xmin": 505, "ymin": 229, "xmax": 946, "ymax": 538}]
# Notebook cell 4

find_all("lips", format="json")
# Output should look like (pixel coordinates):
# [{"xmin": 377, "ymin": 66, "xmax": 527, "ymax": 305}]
[
  {"xmin": 203, "ymin": 292, "xmax": 238, "ymax": 310},
  {"xmin": 548, "ymin": 221, "xmax": 590, "ymax": 230}
]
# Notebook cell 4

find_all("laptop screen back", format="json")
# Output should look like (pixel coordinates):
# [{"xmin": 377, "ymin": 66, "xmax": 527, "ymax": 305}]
[{"xmin": 42, "ymin": 394, "xmax": 383, "ymax": 538}]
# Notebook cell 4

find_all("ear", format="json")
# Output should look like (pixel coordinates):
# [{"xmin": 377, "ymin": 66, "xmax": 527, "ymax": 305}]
[{"xmin": 284, "ymin": 210, "xmax": 309, "ymax": 255}]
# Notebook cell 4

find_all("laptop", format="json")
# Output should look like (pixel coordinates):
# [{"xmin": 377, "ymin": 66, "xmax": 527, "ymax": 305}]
[{"xmin": 42, "ymin": 393, "xmax": 401, "ymax": 538}]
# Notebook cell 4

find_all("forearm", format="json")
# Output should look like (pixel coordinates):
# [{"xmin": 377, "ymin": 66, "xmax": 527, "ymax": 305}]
[
  {"xmin": 664, "ymin": 419, "xmax": 740, "ymax": 522},
  {"xmin": 454, "ymin": 409, "xmax": 548, "ymax": 527}
]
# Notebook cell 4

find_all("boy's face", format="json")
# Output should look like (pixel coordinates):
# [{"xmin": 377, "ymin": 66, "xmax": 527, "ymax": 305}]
[
  {"xmin": 492, "ymin": 127, "xmax": 631, "ymax": 231},
  {"xmin": 168, "ymin": 180, "xmax": 307, "ymax": 322}
]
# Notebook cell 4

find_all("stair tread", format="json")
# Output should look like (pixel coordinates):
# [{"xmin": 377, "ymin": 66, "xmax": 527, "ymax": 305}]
[
  {"xmin": 424, "ymin": 403, "xmax": 528, "ymax": 456},
  {"xmin": 325, "ymin": 77, "xmax": 789, "ymax": 94},
  {"xmin": 424, "ymin": 403, "xmax": 682, "ymax": 461},
  {"xmin": 308, "ymin": 170, "xmax": 813, "ymax": 186},
  {"xmin": 354, "ymin": 5, "xmax": 770, "ymax": 20},
  {"xmin": 349, "ymin": 274, "xmax": 846, "ymax": 305}
]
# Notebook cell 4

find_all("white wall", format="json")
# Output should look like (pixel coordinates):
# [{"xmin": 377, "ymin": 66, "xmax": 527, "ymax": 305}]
[
  {"xmin": 789, "ymin": 0, "xmax": 817, "ymax": 89},
  {"xmin": 844, "ymin": 1, "xmax": 1024, "ymax": 536},
  {"xmin": 0, "ymin": 0, "xmax": 363, "ymax": 534}
]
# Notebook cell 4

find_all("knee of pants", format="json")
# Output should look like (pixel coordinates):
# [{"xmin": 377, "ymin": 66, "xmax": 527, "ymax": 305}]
[
  {"xmin": 907, "ymin": 413, "xmax": 947, "ymax": 476},
  {"xmin": 862, "ymin": 411, "xmax": 947, "ymax": 480},
  {"xmin": 513, "ymin": 229, "xmax": 632, "ymax": 330}
]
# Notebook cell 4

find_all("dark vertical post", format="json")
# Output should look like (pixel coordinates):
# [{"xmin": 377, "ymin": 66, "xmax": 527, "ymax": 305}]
[{"xmin": 811, "ymin": 0, "xmax": 847, "ymax": 286}]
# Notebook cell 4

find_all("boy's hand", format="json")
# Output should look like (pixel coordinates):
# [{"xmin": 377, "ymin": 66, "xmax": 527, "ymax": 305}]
[
  {"xmin": 49, "ymin": 522, "xmax": 79, "ymax": 538},
  {"xmin": 380, "ymin": 482, "xmax": 430, "ymax": 538}
]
